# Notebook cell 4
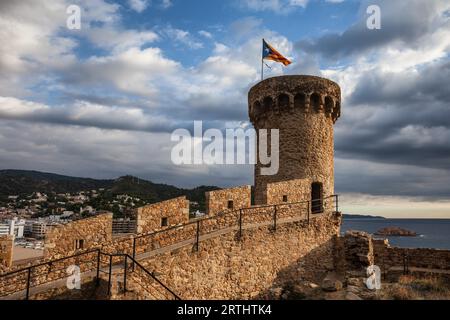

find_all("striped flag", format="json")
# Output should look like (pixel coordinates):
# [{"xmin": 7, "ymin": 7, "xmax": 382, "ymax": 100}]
[{"xmin": 262, "ymin": 39, "xmax": 292, "ymax": 66}]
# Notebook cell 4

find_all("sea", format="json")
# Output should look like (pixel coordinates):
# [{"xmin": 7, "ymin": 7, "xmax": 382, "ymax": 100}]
[{"xmin": 341, "ymin": 218, "xmax": 450, "ymax": 250}]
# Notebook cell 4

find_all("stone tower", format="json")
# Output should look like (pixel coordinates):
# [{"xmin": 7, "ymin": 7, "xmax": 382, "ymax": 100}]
[{"xmin": 248, "ymin": 75, "xmax": 341, "ymax": 205}]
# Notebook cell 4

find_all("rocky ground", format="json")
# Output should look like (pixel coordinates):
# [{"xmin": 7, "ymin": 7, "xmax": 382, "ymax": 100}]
[{"xmin": 265, "ymin": 271, "xmax": 450, "ymax": 300}]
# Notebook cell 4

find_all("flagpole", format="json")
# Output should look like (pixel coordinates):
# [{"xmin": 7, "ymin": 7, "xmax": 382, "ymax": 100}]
[
  {"xmin": 261, "ymin": 39, "xmax": 264, "ymax": 81},
  {"xmin": 261, "ymin": 57, "xmax": 264, "ymax": 81}
]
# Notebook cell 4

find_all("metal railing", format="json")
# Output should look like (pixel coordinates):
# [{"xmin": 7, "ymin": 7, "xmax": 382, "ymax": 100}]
[
  {"xmin": 0, "ymin": 248, "xmax": 179, "ymax": 300},
  {"xmin": 0, "ymin": 249, "xmax": 100, "ymax": 300},
  {"xmin": 98, "ymin": 252, "xmax": 180, "ymax": 300},
  {"xmin": 0, "ymin": 195, "xmax": 338, "ymax": 300},
  {"xmin": 130, "ymin": 195, "xmax": 339, "ymax": 265}
]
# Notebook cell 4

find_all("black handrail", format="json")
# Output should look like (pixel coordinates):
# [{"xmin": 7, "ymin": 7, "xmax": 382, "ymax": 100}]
[
  {"xmin": 129, "ymin": 195, "xmax": 338, "ymax": 268},
  {"xmin": 98, "ymin": 251, "xmax": 180, "ymax": 300},
  {"xmin": 0, "ymin": 248, "xmax": 100, "ymax": 278},
  {"xmin": 134, "ymin": 195, "xmax": 338, "ymax": 241},
  {"xmin": 0, "ymin": 195, "xmax": 338, "ymax": 300},
  {"xmin": 126, "ymin": 254, "xmax": 181, "ymax": 300}
]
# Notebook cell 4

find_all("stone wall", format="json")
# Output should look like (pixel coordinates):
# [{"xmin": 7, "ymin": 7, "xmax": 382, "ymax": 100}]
[
  {"xmin": 205, "ymin": 186, "xmax": 251, "ymax": 215},
  {"xmin": 135, "ymin": 212, "xmax": 341, "ymax": 299},
  {"xmin": 338, "ymin": 231, "xmax": 450, "ymax": 275},
  {"xmin": 136, "ymin": 196, "xmax": 189, "ymax": 234},
  {"xmin": 0, "ymin": 235, "xmax": 14, "ymax": 270},
  {"xmin": 266, "ymin": 178, "xmax": 311, "ymax": 205},
  {"xmin": 374, "ymin": 239, "xmax": 450, "ymax": 271},
  {"xmin": 1, "ymin": 197, "xmax": 340, "ymax": 300},
  {"xmin": 248, "ymin": 75, "xmax": 341, "ymax": 205},
  {"xmin": 44, "ymin": 213, "xmax": 113, "ymax": 259},
  {"xmin": 342, "ymin": 231, "xmax": 374, "ymax": 271}
]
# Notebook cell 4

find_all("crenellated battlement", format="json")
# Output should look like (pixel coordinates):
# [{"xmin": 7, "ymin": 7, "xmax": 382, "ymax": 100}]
[{"xmin": 249, "ymin": 75, "xmax": 341, "ymax": 124}]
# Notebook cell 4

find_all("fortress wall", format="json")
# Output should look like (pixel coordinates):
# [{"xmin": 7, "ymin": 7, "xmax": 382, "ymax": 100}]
[
  {"xmin": 137, "ymin": 197, "xmax": 189, "ymax": 234},
  {"xmin": 373, "ymin": 240, "xmax": 450, "ymax": 271},
  {"xmin": 266, "ymin": 178, "xmax": 311, "ymax": 205},
  {"xmin": 0, "ymin": 235, "xmax": 14, "ymax": 270},
  {"xmin": 44, "ymin": 213, "xmax": 112, "ymax": 259},
  {"xmin": 205, "ymin": 186, "xmax": 251, "ymax": 215},
  {"xmin": 135, "ymin": 212, "xmax": 341, "ymax": 299},
  {"xmin": 339, "ymin": 232, "xmax": 450, "ymax": 274}
]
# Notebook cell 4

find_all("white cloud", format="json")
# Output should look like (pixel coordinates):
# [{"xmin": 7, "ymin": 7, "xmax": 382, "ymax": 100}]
[
  {"xmin": 161, "ymin": 0, "xmax": 173, "ymax": 9},
  {"xmin": 198, "ymin": 30, "xmax": 213, "ymax": 39},
  {"xmin": 240, "ymin": 0, "xmax": 309, "ymax": 14},
  {"xmin": 86, "ymin": 27, "xmax": 159, "ymax": 53},
  {"xmin": 128, "ymin": 0, "xmax": 150, "ymax": 13},
  {"xmin": 162, "ymin": 26, "xmax": 204, "ymax": 49}
]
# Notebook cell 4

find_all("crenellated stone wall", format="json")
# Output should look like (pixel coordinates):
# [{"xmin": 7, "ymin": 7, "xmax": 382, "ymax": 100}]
[
  {"xmin": 266, "ymin": 178, "xmax": 311, "ymax": 205},
  {"xmin": 136, "ymin": 196, "xmax": 189, "ymax": 234},
  {"xmin": 205, "ymin": 186, "xmax": 252, "ymax": 215},
  {"xmin": 44, "ymin": 213, "xmax": 113, "ymax": 259},
  {"xmin": 0, "ymin": 235, "xmax": 14, "ymax": 270}
]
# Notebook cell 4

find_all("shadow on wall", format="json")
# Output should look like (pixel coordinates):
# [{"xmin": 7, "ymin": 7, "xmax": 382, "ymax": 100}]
[
  {"xmin": 29, "ymin": 278, "xmax": 110, "ymax": 301},
  {"xmin": 257, "ymin": 236, "xmax": 338, "ymax": 300}
]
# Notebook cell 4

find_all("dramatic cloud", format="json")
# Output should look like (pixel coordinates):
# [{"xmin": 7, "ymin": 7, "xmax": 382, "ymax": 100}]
[
  {"xmin": 299, "ymin": 0, "xmax": 450, "ymax": 61},
  {"xmin": 0, "ymin": 0, "xmax": 449, "ymax": 215}
]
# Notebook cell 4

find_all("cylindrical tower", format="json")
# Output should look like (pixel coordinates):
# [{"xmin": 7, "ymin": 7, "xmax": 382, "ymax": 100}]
[{"xmin": 248, "ymin": 75, "xmax": 341, "ymax": 205}]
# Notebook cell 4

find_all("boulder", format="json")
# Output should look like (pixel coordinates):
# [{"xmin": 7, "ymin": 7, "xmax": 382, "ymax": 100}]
[
  {"xmin": 345, "ymin": 292, "xmax": 363, "ymax": 300},
  {"xmin": 322, "ymin": 278, "xmax": 343, "ymax": 292}
]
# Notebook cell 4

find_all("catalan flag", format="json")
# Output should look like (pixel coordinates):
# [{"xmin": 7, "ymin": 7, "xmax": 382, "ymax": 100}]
[{"xmin": 262, "ymin": 39, "xmax": 292, "ymax": 66}]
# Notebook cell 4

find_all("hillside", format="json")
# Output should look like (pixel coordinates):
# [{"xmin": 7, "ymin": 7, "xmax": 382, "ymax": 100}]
[
  {"xmin": 0, "ymin": 170, "xmax": 112, "ymax": 195},
  {"xmin": 0, "ymin": 170, "xmax": 219, "ymax": 206}
]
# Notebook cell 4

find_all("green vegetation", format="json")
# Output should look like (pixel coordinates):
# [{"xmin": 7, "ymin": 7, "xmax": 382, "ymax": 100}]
[{"xmin": 0, "ymin": 170, "xmax": 220, "ymax": 216}]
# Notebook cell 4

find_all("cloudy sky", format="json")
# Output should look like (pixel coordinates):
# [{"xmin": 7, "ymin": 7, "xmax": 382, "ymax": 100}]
[{"xmin": 0, "ymin": 0, "xmax": 449, "ymax": 218}]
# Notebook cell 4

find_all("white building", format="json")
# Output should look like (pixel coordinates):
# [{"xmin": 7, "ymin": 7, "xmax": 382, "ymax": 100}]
[
  {"xmin": 0, "ymin": 218, "xmax": 25, "ymax": 238},
  {"xmin": 31, "ymin": 221, "xmax": 47, "ymax": 239}
]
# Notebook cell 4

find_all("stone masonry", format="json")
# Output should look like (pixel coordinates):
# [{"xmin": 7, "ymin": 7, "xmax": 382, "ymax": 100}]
[
  {"xmin": 205, "ymin": 186, "xmax": 251, "ymax": 215},
  {"xmin": 136, "ymin": 196, "xmax": 189, "ymax": 234},
  {"xmin": 266, "ymin": 178, "xmax": 311, "ymax": 205},
  {"xmin": 338, "ymin": 231, "xmax": 450, "ymax": 275},
  {"xmin": 0, "ymin": 235, "xmax": 14, "ymax": 270},
  {"xmin": 44, "ymin": 212, "xmax": 113, "ymax": 259},
  {"xmin": 135, "ymin": 212, "xmax": 342, "ymax": 299},
  {"xmin": 249, "ymin": 75, "xmax": 341, "ymax": 205}
]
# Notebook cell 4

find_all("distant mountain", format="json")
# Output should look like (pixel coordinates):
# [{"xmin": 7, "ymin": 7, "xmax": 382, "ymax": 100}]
[
  {"xmin": 343, "ymin": 214, "xmax": 386, "ymax": 219},
  {"xmin": 0, "ymin": 170, "xmax": 219, "ymax": 206},
  {"xmin": 0, "ymin": 170, "xmax": 112, "ymax": 195}
]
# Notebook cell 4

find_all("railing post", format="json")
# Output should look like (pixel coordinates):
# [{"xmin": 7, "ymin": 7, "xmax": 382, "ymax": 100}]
[
  {"xmin": 107, "ymin": 255, "xmax": 113, "ymax": 296},
  {"xmin": 307, "ymin": 201, "xmax": 310, "ymax": 225},
  {"xmin": 132, "ymin": 238, "xmax": 136, "ymax": 272},
  {"xmin": 25, "ymin": 267, "xmax": 32, "ymax": 300},
  {"xmin": 273, "ymin": 205, "xmax": 277, "ymax": 232},
  {"xmin": 239, "ymin": 209, "xmax": 243, "ymax": 240},
  {"xmin": 96, "ymin": 250, "xmax": 101, "ymax": 287},
  {"xmin": 335, "ymin": 194, "xmax": 339, "ymax": 212},
  {"xmin": 195, "ymin": 220, "xmax": 200, "ymax": 252},
  {"xmin": 123, "ymin": 255, "xmax": 127, "ymax": 294}
]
